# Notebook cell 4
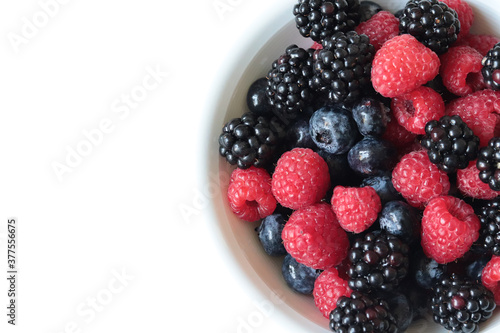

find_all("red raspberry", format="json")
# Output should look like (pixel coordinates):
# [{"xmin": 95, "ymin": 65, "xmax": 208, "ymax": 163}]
[
  {"xmin": 331, "ymin": 186, "xmax": 381, "ymax": 233},
  {"xmin": 227, "ymin": 167, "xmax": 276, "ymax": 222},
  {"xmin": 439, "ymin": 46, "xmax": 485, "ymax": 96},
  {"xmin": 392, "ymin": 150, "xmax": 450, "ymax": 208},
  {"xmin": 440, "ymin": 0, "xmax": 474, "ymax": 42},
  {"xmin": 371, "ymin": 34, "xmax": 440, "ymax": 98},
  {"xmin": 272, "ymin": 148, "xmax": 330, "ymax": 210},
  {"xmin": 457, "ymin": 161, "xmax": 500, "ymax": 200},
  {"xmin": 456, "ymin": 33, "xmax": 500, "ymax": 56},
  {"xmin": 421, "ymin": 196, "xmax": 480, "ymax": 264},
  {"xmin": 382, "ymin": 114, "xmax": 418, "ymax": 149},
  {"xmin": 482, "ymin": 256, "xmax": 500, "ymax": 305},
  {"xmin": 282, "ymin": 203, "xmax": 349, "ymax": 270},
  {"xmin": 391, "ymin": 86, "xmax": 445, "ymax": 135},
  {"xmin": 355, "ymin": 11, "xmax": 399, "ymax": 51},
  {"xmin": 311, "ymin": 41, "xmax": 323, "ymax": 50},
  {"xmin": 445, "ymin": 89, "xmax": 500, "ymax": 147},
  {"xmin": 313, "ymin": 267, "xmax": 352, "ymax": 318}
]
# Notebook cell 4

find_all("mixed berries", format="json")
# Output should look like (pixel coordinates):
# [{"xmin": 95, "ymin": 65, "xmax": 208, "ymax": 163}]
[{"xmin": 218, "ymin": 0, "xmax": 500, "ymax": 332}]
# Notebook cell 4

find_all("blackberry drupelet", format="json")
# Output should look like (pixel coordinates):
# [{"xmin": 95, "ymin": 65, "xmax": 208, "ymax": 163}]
[
  {"xmin": 293, "ymin": 0, "xmax": 361, "ymax": 43},
  {"xmin": 311, "ymin": 30, "xmax": 375, "ymax": 103},
  {"xmin": 347, "ymin": 232, "xmax": 410, "ymax": 292},
  {"xmin": 218, "ymin": 112, "xmax": 286, "ymax": 169},
  {"xmin": 398, "ymin": 0, "xmax": 460, "ymax": 54},
  {"xmin": 431, "ymin": 274, "xmax": 496, "ymax": 333},
  {"xmin": 481, "ymin": 42, "xmax": 500, "ymax": 91},
  {"xmin": 477, "ymin": 137, "xmax": 500, "ymax": 191},
  {"xmin": 266, "ymin": 45, "xmax": 315, "ymax": 120},
  {"xmin": 420, "ymin": 115, "xmax": 480, "ymax": 173},
  {"xmin": 330, "ymin": 291, "xmax": 399, "ymax": 333},
  {"xmin": 477, "ymin": 197, "xmax": 500, "ymax": 256}
]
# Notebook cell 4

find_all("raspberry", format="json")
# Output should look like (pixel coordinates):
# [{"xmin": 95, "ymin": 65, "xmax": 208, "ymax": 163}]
[
  {"xmin": 421, "ymin": 196, "xmax": 480, "ymax": 264},
  {"xmin": 439, "ymin": 46, "xmax": 485, "ymax": 96},
  {"xmin": 227, "ymin": 167, "xmax": 277, "ymax": 222},
  {"xmin": 445, "ymin": 89, "xmax": 500, "ymax": 147},
  {"xmin": 456, "ymin": 33, "xmax": 500, "ymax": 56},
  {"xmin": 440, "ymin": 0, "xmax": 474, "ymax": 42},
  {"xmin": 331, "ymin": 186, "xmax": 382, "ymax": 233},
  {"xmin": 391, "ymin": 86, "xmax": 445, "ymax": 135},
  {"xmin": 371, "ymin": 34, "xmax": 440, "ymax": 98},
  {"xmin": 282, "ymin": 203, "xmax": 349, "ymax": 270},
  {"xmin": 313, "ymin": 267, "xmax": 352, "ymax": 318},
  {"xmin": 482, "ymin": 256, "xmax": 500, "ymax": 305},
  {"xmin": 382, "ymin": 114, "xmax": 418, "ymax": 149},
  {"xmin": 272, "ymin": 148, "xmax": 330, "ymax": 210},
  {"xmin": 457, "ymin": 161, "xmax": 500, "ymax": 200},
  {"xmin": 355, "ymin": 11, "xmax": 399, "ymax": 51},
  {"xmin": 392, "ymin": 150, "xmax": 450, "ymax": 208}
]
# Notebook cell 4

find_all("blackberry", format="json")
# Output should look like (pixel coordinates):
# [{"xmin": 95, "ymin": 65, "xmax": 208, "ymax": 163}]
[
  {"xmin": 330, "ymin": 291, "xmax": 398, "ymax": 333},
  {"xmin": 398, "ymin": 0, "xmax": 460, "ymax": 55},
  {"xmin": 246, "ymin": 78, "xmax": 272, "ymax": 116},
  {"xmin": 482, "ymin": 42, "xmax": 500, "ymax": 91},
  {"xmin": 311, "ymin": 30, "xmax": 375, "ymax": 104},
  {"xmin": 431, "ymin": 274, "xmax": 496, "ymax": 333},
  {"xmin": 420, "ymin": 115, "xmax": 480, "ymax": 173},
  {"xmin": 347, "ymin": 232, "xmax": 410, "ymax": 292},
  {"xmin": 293, "ymin": 0, "xmax": 361, "ymax": 43},
  {"xmin": 218, "ymin": 112, "xmax": 285, "ymax": 169},
  {"xmin": 477, "ymin": 197, "xmax": 500, "ymax": 256},
  {"xmin": 477, "ymin": 137, "xmax": 500, "ymax": 191},
  {"xmin": 266, "ymin": 45, "xmax": 315, "ymax": 120}
]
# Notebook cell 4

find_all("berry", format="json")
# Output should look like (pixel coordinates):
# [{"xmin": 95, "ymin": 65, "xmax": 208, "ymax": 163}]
[
  {"xmin": 482, "ymin": 256, "xmax": 500, "ymax": 305},
  {"xmin": 477, "ymin": 197, "xmax": 500, "ymax": 256},
  {"xmin": 219, "ymin": 112, "xmax": 286, "ymax": 169},
  {"xmin": 440, "ymin": 46, "xmax": 485, "ymax": 96},
  {"xmin": 347, "ymin": 137, "xmax": 397, "ymax": 176},
  {"xmin": 282, "ymin": 203, "xmax": 349, "ymax": 270},
  {"xmin": 355, "ymin": 11, "xmax": 400, "ymax": 51},
  {"xmin": 482, "ymin": 42, "xmax": 500, "ymax": 91},
  {"xmin": 477, "ymin": 137, "xmax": 500, "ymax": 191},
  {"xmin": 398, "ymin": 0, "xmax": 460, "ymax": 55},
  {"xmin": 227, "ymin": 167, "xmax": 277, "ymax": 222},
  {"xmin": 391, "ymin": 85, "xmax": 445, "ymax": 135},
  {"xmin": 331, "ymin": 186, "xmax": 382, "ymax": 233},
  {"xmin": 411, "ymin": 249, "xmax": 447, "ymax": 289},
  {"xmin": 351, "ymin": 97, "xmax": 389, "ymax": 137},
  {"xmin": 381, "ymin": 114, "xmax": 418, "ymax": 149},
  {"xmin": 360, "ymin": 173, "xmax": 401, "ymax": 205},
  {"xmin": 309, "ymin": 105, "xmax": 359, "ymax": 154},
  {"xmin": 282, "ymin": 254, "xmax": 320, "ymax": 294},
  {"xmin": 266, "ymin": 45, "xmax": 315, "ymax": 120},
  {"xmin": 330, "ymin": 291, "xmax": 399, "ymax": 333},
  {"xmin": 431, "ymin": 274, "xmax": 496, "ymax": 333},
  {"xmin": 379, "ymin": 200, "xmax": 420, "ymax": 244},
  {"xmin": 420, "ymin": 115, "xmax": 480, "ymax": 173},
  {"xmin": 466, "ymin": 255, "xmax": 491, "ymax": 282},
  {"xmin": 359, "ymin": 0, "xmax": 383, "ymax": 22},
  {"xmin": 421, "ymin": 196, "xmax": 480, "ymax": 264},
  {"xmin": 456, "ymin": 33, "xmax": 500, "ymax": 56},
  {"xmin": 440, "ymin": 0, "xmax": 474, "ymax": 42},
  {"xmin": 313, "ymin": 267, "xmax": 352, "ymax": 318},
  {"xmin": 392, "ymin": 150, "xmax": 450, "ymax": 208},
  {"xmin": 317, "ymin": 150, "xmax": 357, "ymax": 187},
  {"xmin": 375, "ymin": 291, "xmax": 414, "ymax": 332},
  {"xmin": 246, "ymin": 77, "xmax": 272, "ymax": 115},
  {"xmin": 347, "ymin": 232, "xmax": 410, "ymax": 292},
  {"xmin": 457, "ymin": 161, "xmax": 500, "ymax": 200},
  {"xmin": 284, "ymin": 116, "xmax": 316, "ymax": 150},
  {"xmin": 293, "ymin": 0, "xmax": 361, "ymax": 43},
  {"xmin": 311, "ymin": 31, "xmax": 375, "ymax": 103},
  {"xmin": 256, "ymin": 214, "xmax": 287, "ymax": 256},
  {"xmin": 371, "ymin": 34, "xmax": 440, "ymax": 98}
]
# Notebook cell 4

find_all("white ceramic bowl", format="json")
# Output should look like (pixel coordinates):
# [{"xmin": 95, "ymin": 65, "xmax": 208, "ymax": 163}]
[{"xmin": 203, "ymin": 0, "xmax": 500, "ymax": 331}]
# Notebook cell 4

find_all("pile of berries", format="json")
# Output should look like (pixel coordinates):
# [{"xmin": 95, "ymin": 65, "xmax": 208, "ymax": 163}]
[{"xmin": 218, "ymin": 0, "xmax": 500, "ymax": 332}]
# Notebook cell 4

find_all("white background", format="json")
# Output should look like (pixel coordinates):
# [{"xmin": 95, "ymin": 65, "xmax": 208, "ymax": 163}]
[{"xmin": 0, "ymin": 0, "xmax": 299, "ymax": 332}]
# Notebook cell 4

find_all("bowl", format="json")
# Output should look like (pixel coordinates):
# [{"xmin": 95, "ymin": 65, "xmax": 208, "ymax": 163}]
[{"xmin": 202, "ymin": 0, "xmax": 500, "ymax": 331}]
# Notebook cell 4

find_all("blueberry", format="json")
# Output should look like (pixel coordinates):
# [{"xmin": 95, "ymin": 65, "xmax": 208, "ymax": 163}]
[
  {"xmin": 317, "ymin": 150, "xmax": 360, "ymax": 187},
  {"xmin": 309, "ymin": 105, "xmax": 359, "ymax": 154},
  {"xmin": 352, "ymin": 97, "xmax": 389, "ymax": 137},
  {"xmin": 359, "ymin": 1, "xmax": 383, "ymax": 22},
  {"xmin": 361, "ymin": 173, "xmax": 401, "ymax": 205},
  {"xmin": 282, "ymin": 254, "xmax": 320, "ymax": 294},
  {"xmin": 246, "ymin": 78, "xmax": 272, "ymax": 115},
  {"xmin": 347, "ymin": 137, "xmax": 397, "ymax": 176},
  {"xmin": 256, "ymin": 214, "xmax": 287, "ymax": 256},
  {"xmin": 284, "ymin": 116, "xmax": 316, "ymax": 150},
  {"xmin": 375, "ymin": 291, "xmax": 414, "ymax": 332},
  {"xmin": 411, "ymin": 250, "xmax": 447, "ymax": 290},
  {"xmin": 466, "ymin": 254, "xmax": 492, "ymax": 282},
  {"xmin": 379, "ymin": 201, "xmax": 420, "ymax": 244}
]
